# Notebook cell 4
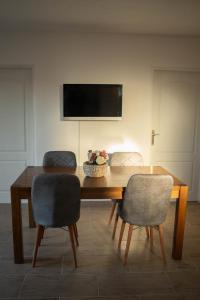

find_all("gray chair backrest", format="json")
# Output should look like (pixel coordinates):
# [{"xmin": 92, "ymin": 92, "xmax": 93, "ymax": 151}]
[
  {"xmin": 43, "ymin": 151, "xmax": 77, "ymax": 167},
  {"xmin": 110, "ymin": 152, "xmax": 143, "ymax": 166},
  {"xmin": 32, "ymin": 174, "xmax": 80, "ymax": 227},
  {"xmin": 120, "ymin": 174, "xmax": 173, "ymax": 226}
]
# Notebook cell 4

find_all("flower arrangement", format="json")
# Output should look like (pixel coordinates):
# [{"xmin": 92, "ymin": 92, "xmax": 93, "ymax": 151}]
[
  {"xmin": 87, "ymin": 150, "xmax": 109, "ymax": 165},
  {"xmin": 83, "ymin": 150, "xmax": 109, "ymax": 177}
]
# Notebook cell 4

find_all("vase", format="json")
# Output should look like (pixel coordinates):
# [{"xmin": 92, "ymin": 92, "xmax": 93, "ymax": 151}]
[{"xmin": 83, "ymin": 162, "xmax": 108, "ymax": 177}]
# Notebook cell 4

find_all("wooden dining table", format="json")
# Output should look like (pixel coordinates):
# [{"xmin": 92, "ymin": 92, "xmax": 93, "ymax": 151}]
[{"xmin": 11, "ymin": 165, "xmax": 188, "ymax": 263}]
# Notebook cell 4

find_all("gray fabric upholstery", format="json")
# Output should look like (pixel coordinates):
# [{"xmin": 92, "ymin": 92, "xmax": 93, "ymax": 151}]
[
  {"xmin": 109, "ymin": 152, "xmax": 143, "ymax": 206},
  {"xmin": 32, "ymin": 174, "xmax": 80, "ymax": 227},
  {"xmin": 110, "ymin": 152, "xmax": 143, "ymax": 166},
  {"xmin": 119, "ymin": 174, "xmax": 173, "ymax": 226},
  {"xmin": 43, "ymin": 151, "xmax": 77, "ymax": 167}
]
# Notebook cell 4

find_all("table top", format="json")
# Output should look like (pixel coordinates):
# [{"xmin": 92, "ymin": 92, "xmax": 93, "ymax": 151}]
[{"xmin": 11, "ymin": 166, "xmax": 186, "ymax": 189}]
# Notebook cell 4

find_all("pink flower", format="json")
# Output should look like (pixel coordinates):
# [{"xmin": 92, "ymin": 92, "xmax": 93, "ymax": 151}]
[{"xmin": 87, "ymin": 149, "xmax": 109, "ymax": 165}]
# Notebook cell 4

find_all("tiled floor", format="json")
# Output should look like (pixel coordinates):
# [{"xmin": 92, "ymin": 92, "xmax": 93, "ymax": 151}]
[{"xmin": 1, "ymin": 201, "xmax": 200, "ymax": 299}]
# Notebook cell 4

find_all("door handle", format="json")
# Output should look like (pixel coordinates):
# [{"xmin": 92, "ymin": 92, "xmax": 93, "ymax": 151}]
[{"xmin": 152, "ymin": 130, "xmax": 159, "ymax": 145}]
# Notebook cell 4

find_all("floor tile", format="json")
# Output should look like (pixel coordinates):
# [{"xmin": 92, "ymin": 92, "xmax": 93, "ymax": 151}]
[
  {"xmin": 62, "ymin": 254, "xmax": 128, "ymax": 274},
  {"xmin": 19, "ymin": 274, "xmax": 98, "ymax": 297},
  {"xmin": 0, "ymin": 274, "xmax": 24, "ymax": 297},
  {"xmin": 0, "ymin": 298, "xmax": 58, "ymax": 300},
  {"xmin": 0, "ymin": 258, "xmax": 32, "ymax": 275},
  {"xmin": 140, "ymin": 295, "xmax": 183, "ymax": 300},
  {"xmin": 1, "ymin": 201, "xmax": 200, "ymax": 298},
  {"xmin": 98, "ymin": 272, "xmax": 174, "ymax": 296},
  {"xmin": 182, "ymin": 295, "xmax": 200, "ymax": 300},
  {"xmin": 167, "ymin": 270, "xmax": 200, "ymax": 294},
  {"xmin": 60, "ymin": 297, "xmax": 139, "ymax": 300}
]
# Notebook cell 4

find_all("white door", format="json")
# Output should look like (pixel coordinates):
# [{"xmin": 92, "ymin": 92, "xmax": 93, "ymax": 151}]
[
  {"xmin": 0, "ymin": 68, "xmax": 33, "ymax": 202},
  {"xmin": 152, "ymin": 70, "xmax": 200, "ymax": 201}
]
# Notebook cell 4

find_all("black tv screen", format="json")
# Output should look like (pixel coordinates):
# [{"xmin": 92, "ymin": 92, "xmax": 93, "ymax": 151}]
[{"xmin": 63, "ymin": 84, "xmax": 122, "ymax": 120}]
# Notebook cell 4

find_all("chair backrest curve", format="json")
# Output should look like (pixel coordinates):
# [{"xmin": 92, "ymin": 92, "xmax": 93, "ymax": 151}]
[
  {"xmin": 120, "ymin": 174, "xmax": 173, "ymax": 226},
  {"xmin": 43, "ymin": 151, "xmax": 77, "ymax": 167},
  {"xmin": 110, "ymin": 152, "xmax": 143, "ymax": 166},
  {"xmin": 32, "ymin": 173, "xmax": 80, "ymax": 227}
]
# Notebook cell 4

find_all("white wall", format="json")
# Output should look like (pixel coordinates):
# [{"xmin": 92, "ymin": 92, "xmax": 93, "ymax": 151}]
[{"xmin": 0, "ymin": 32, "xmax": 200, "ymax": 165}]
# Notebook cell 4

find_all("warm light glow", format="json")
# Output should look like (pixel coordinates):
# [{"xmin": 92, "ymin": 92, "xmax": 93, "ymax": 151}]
[
  {"xmin": 107, "ymin": 138, "xmax": 140, "ymax": 153},
  {"xmin": 150, "ymin": 165, "xmax": 153, "ymax": 174}
]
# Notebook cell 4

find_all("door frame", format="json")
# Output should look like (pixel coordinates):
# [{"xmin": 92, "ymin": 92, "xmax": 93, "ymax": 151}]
[
  {"xmin": 150, "ymin": 66, "xmax": 200, "ymax": 201},
  {"xmin": 0, "ymin": 65, "xmax": 35, "ymax": 202}
]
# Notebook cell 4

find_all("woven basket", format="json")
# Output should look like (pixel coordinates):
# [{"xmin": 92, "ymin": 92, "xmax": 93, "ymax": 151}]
[{"xmin": 83, "ymin": 162, "xmax": 108, "ymax": 177}]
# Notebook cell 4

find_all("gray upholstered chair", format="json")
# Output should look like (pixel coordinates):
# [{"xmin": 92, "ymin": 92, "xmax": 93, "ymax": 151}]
[
  {"xmin": 28, "ymin": 151, "xmax": 77, "ymax": 228},
  {"xmin": 112, "ymin": 174, "xmax": 173, "ymax": 265},
  {"xmin": 43, "ymin": 151, "xmax": 77, "ymax": 167},
  {"xmin": 110, "ymin": 152, "xmax": 143, "ymax": 167},
  {"xmin": 108, "ymin": 152, "xmax": 143, "ymax": 224},
  {"xmin": 31, "ymin": 173, "xmax": 80, "ymax": 268}
]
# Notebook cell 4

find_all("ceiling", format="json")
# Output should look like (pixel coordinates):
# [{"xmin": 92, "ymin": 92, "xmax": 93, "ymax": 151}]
[{"xmin": 0, "ymin": 0, "xmax": 200, "ymax": 36}]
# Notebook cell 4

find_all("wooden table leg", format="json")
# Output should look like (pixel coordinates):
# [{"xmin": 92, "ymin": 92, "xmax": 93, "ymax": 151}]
[
  {"xmin": 28, "ymin": 197, "xmax": 36, "ymax": 228},
  {"xmin": 172, "ymin": 185, "xmax": 188, "ymax": 259},
  {"xmin": 11, "ymin": 187, "xmax": 24, "ymax": 263}
]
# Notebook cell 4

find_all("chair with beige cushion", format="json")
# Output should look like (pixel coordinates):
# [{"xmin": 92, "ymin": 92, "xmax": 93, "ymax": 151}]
[
  {"xmin": 112, "ymin": 174, "xmax": 173, "ymax": 265},
  {"xmin": 108, "ymin": 152, "xmax": 143, "ymax": 224},
  {"xmin": 110, "ymin": 152, "xmax": 143, "ymax": 167}
]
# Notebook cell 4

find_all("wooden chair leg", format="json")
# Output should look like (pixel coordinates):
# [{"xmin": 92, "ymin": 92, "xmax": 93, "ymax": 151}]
[
  {"xmin": 124, "ymin": 224, "xmax": 133, "ymax": 265},
  {"xmin": 158, "ymin": 224, "xmax": 167, "ymax": 264},
  {"xmin": 72, "ymin": 223, "xmax": 79, "ymax": 247},
  {"xmin": 108, "ymin": 200, "xmax": 117, "ymax": 225},
  {"xmin": 39, "ymin": 226, "xmax": 45, "ymax": 246},
  {"xmin": 74, "ymin": 223, "xmax": 78, "ymax": 237},
  {"xmin": 112, "ymin": 212, "xmax": 119, "ymax": 240},
  {"xmin": 150, "ymin": 226, "xmax": 154, "ymax": 252},
  {"xmin": 41, "ymin": 227, "xmax": 44, "ymax": 238},
  {"xmin": 28, "ymin": 198, "xmax": 36, "ymax": 228},
  {"xmin": 68, "ymin": 224, "xmax": 78, "ymax": 268},
  {"xmin": 145, "ymin": 226, "xmax": 150, "ymax": 239},
  {"xmin": 32, "ymin": 225, "xmax": 44, "ymax": 267},
  {"xmin": 118, "ymin": 220, "xmax": 126, "ymax": 249}
]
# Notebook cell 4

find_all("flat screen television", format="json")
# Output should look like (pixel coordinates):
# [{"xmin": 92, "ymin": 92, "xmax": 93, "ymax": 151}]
[{"xmin": 63, "ymin": 84, "xmax": 122, "ymax": 120}]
